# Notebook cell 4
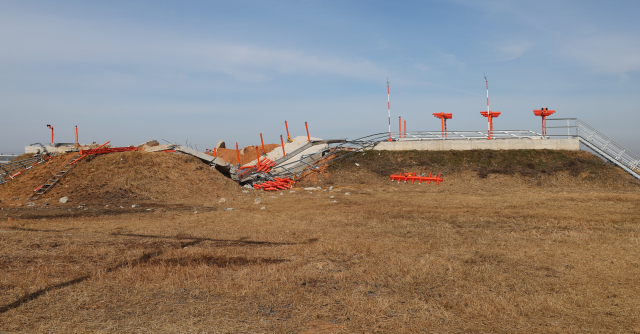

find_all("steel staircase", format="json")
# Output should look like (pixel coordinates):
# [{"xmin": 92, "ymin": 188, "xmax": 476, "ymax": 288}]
[
  {"xmin": 575, "ymin": 119, "xmax": 640, "ymax": 181},
  {"xmin": 547, "ymin": 118, "xmax": 640, "ymax": 181},
  {"xmin": 28, "ymin": 153, "xmax": 82, "ymax": 200}
]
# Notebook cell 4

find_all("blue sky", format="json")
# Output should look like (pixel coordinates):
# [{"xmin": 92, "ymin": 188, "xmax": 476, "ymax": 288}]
[{"xmin": 1, "ymin": 0, "xmax": 639, "ymax": 153}]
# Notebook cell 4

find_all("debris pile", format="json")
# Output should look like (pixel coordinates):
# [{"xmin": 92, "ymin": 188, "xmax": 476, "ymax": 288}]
[
  {"xmin": 252, "ymin": 178, "xmax": 295, "ymax": 191},
  {"xmin": 390, "ymin": 172, "xmax": 443, "ymax": 185}
]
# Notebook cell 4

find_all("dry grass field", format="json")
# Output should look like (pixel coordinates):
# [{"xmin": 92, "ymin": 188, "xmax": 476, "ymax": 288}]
[{"xmin": 1, "ymin": 150, "xmax": 639, "ymax": 333}]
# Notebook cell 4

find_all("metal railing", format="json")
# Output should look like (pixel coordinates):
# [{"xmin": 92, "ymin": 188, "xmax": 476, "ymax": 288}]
[
  {"xmin": 0, "ymin": 155, "xmax": 46, "ymax": 185},
  {"xmin": 546, "ymin": 118, "xmax": 640, "ymax": 180},
  {"xmin": 393, "ymin": 130, "xmax": 544, "ymax": 141}
]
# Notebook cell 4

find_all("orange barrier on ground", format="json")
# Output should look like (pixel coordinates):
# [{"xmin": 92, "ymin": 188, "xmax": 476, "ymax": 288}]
[
  {"xmin": 390, "ymin": 172, "xmax": 442, "ymax": 185},
  {"xmin": 253, "ymin": 177, "xmax": 295, "ymax": 191}
]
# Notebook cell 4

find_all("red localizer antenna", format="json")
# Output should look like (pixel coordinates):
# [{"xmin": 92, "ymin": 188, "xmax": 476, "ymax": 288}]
[
  {"xmin": 533, "ymin": 108, "xmax": 556, "ymax": 136},
  {"xmin": 387, "ymin": 78, "xmax": 392, "ymax": 141},
  {"xmin": 432, "ymin": 112, "xmax": 452, "ymax": 137},
  {"xmin": 480, "ymin": 75, "xmax": 500, "ymax": 139}
]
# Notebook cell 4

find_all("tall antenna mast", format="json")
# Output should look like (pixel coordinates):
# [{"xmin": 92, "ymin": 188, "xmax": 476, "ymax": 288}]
[
  {"xmin": 387, "ymin": 78, "xmax": 391, "ymax": 141},
  {"xmin": 484, "ymin": 73, "xmax": 490, "ymax": 130}
]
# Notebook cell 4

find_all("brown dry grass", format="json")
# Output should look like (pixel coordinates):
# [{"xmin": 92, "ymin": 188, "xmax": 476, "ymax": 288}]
[
  {"xmin": 0, "ymin": 152, "xmax": 240, "ymax": 206},
  {"xmin": 0, "ymin": 150, "xmax": 639, "ymax": 333}
]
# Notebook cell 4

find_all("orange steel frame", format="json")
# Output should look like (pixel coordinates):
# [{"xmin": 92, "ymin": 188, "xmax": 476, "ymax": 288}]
[
  {"xmin": 433, "ymin": 112, "xmax": 452, "ymax": 137},
  {"xmin": 533, "ymin": 108, "xmax": 556, "ymax": 135},
  {"xmin": 480, "ymin": 110, "xmax": 501, "ymax": 140}
]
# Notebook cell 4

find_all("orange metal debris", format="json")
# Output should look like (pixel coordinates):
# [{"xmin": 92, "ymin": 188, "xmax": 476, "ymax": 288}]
[
  {"xmin": 285, "ymin": 121, "xmax": 292, "ymax": 142},
  {"xmin": 253, "ymin": 177, "xmax": 295, "ymax": 191},
  {"xmin": 390, "ymin": 172, "xmax": 443, "ymax": 185}
]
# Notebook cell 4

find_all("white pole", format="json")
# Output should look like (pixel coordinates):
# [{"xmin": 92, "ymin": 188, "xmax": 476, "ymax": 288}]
[
  {"xmin": 485, "ymin": 74, "xmax": 490, "ymax": 131},
  {"xmin": 387, "ymin": 78, "xmax": 391, "ymax": 140}
]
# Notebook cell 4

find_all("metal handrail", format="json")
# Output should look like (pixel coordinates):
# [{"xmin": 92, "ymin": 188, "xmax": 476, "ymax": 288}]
[{"xmin": 546, "ymin": 118, "xmax": 640, "ymax": 180}]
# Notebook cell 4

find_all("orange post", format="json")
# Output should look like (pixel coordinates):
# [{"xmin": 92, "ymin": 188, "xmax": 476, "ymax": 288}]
[
  {"xmin": 75, "ymin": 125, "xmax": 78, "ymax": 145},
  {"xmin": 213, "ymin": 147, "xmax": 217, "ymax": 157},
  {"xmin": 432, "ymin": 113, "xmax": 452, "ymax": 138},
  {"xmin": 260, "ymin": 133, "xmax": 265, "ymax": 154},
  {"xmin": 533, "ymin": 108, "xmax": 556, "ymax": 136},
  {"xmin": 235, "ymin": 142, "xmax": 240, "ymax": 165},
  {"xmin": 305, "ymin": 122, "xmax": 310, "ymax": 143},
  {"xmin": 480, "ymin": 111, "xmax": 501, "ymax": 140},
  {"xmin": 285, "ymin": 121, "xmax": 292, "ymax": 142},
  {"xmin": 398, "ymin": 117, "xmax": 402, "ymax": 138},
  {"xmin": 404, "ymin": 120, "xmax": 406, "ymax": 138},
  {"xmin": 47, "ymin": 124, "xmax": 54, "ymax": 143},
  {"xmin": 280, "ymin": 135, "xmax": 286, "ymax": 156}
]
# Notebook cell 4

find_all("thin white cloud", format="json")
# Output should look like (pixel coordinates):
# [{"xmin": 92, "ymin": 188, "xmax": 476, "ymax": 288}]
[
  {"xmin": 0, "ymin": 10, "xmax": 384, "ymax": 83},
  {"xmin": 497, "ymin": 41, "xmax": 532, "ymax": 61},
  {"xmin": 562, "ymin": 33, "xmax": 640, "ymax": 75}
]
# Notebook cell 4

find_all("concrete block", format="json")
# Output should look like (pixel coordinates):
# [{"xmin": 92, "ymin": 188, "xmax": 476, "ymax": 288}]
[
  {"xmin": 25, "ymin": 146, "xmax": 42, "ymax": 154},
  {"xmin": 373, "ymin": 138, "xmax": 579, "ymax": 151},
  {"xmin": 145, "ymin": 144, "xmax": 175, "ymax": 153},
  {"xmin": 175, "ymin": 145, "xmax": 215, "ymax": 163}
]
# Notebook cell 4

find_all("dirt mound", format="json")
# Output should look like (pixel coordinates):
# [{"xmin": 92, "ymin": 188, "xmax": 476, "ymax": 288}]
[
  {"xmin": 213, "ymin": 144, "xmax": 280, "ymax": 165},
  {"xmin": 311, "ymin": 149, "xmax": 640, "ymax": 189},
  {"xmin": 0, "ymin": 152, "xmax": 240, "ymax": 205}
]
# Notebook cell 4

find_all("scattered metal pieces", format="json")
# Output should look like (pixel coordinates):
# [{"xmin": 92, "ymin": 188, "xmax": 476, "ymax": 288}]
[{"xmin": 390, "ymin": 172, "xmax": 443, "ymax": 185}]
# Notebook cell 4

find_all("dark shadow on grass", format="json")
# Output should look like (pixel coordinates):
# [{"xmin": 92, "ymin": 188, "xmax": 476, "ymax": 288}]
[
  {"xmin": 0, "ymin": 249, "xmax": 162, "ymax": 314},
  {"xmin": 0, "ymin": 233, "xmax": 299, "ymax": 314},
  {"xmin": 7, "ymin": 226, "xmax": 76, "ymax": 233},
  {"xmin": 111, "ymin": 232, "xmax": 318, "ymax": 246}
]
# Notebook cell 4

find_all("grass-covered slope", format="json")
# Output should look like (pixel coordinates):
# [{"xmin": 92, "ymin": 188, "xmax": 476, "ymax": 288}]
[{"xmin": 323, "ymin": 149, "xmax": 639, "ymax": 188}]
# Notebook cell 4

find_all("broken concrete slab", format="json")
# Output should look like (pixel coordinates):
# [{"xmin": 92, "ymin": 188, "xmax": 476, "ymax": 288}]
[
  {"xmin": 174, "ymin": 146, "xmax": 215, "ymax": 163},
  {"xmin": 145, "ymin": 144, "xmax": 176, "ymax": 152},
  {"xmin": 136, "ymin": 140, "xmax": 159, "ymax": 151},
  {"xmin": 216, "ymin": 140, "xmax": 226, "ymax": 149}
]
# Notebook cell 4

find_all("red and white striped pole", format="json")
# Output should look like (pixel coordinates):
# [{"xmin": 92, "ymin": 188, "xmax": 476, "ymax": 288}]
[
  {"xmin": 485, "ymin": 74, "xmax": 490, "ymax": 132},
  {"xmin": 387, "ymin": 78, "xmax": 391, "ymax": 141}
]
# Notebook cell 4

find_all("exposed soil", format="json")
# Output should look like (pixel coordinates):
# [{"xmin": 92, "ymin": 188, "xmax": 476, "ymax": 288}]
[{"xmin": 0, "ymin": 151, "xmax": 240, "ymax": 206}]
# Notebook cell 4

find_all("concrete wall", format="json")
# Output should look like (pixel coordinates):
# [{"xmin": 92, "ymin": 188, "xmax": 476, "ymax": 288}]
[
  {"xmin": 373, "ymin": 138, "xmax": 580, "ymax": 151},
  {"xmin": 25, "ymin": 146, "xmax": 80, "ymax": 154}
]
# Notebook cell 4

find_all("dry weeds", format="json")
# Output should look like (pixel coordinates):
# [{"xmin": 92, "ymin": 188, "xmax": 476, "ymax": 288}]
[{"xmin": 0, "ymin": 150, "xmax": 639, "ymax": 333}]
